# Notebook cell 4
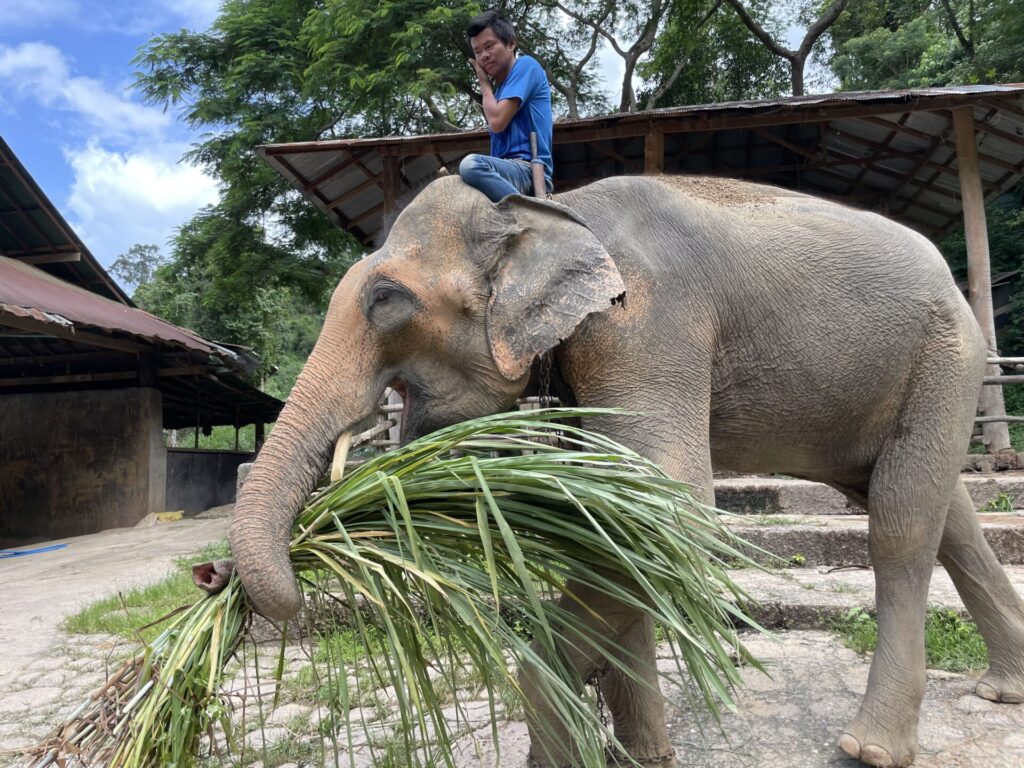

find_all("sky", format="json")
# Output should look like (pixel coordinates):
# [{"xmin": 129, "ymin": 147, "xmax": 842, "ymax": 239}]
[{"xmin": 0, "ymin": 0, "xmax": 222, "ymax": 270}]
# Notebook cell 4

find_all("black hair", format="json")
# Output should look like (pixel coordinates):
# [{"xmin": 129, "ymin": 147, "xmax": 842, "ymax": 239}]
[{"xmin": 466, "ymin": 9, "xmax": 516, "ymax": 46}]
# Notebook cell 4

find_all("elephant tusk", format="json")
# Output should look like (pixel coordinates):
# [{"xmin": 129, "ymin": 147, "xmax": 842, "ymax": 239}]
[{"xmin": 331, "ymin": 432, "xmax": 352, "ymax": 482}]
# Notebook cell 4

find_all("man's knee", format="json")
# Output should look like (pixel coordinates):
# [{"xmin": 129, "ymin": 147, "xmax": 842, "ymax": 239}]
[{"xmin": 459, "ymin": 153, "xmax": 486, "ymax": 183}]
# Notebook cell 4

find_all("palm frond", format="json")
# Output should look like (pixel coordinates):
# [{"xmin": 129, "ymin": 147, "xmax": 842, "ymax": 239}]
[{"xmin": 29, "ymin": 408, "xmax": 767, "ymax": 768}]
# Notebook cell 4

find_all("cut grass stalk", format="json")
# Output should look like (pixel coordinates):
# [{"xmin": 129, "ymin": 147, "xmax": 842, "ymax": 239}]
[{"xmin": 30, "ymin": 408, "xmax": 767, "ymax": 768}]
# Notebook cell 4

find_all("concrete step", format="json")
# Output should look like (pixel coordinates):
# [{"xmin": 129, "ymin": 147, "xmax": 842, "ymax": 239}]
[
  {"xmin": 724, "ymin": 512, "xmax": 1024, "ymax": 566},
  {"xmin": 713, "ymin": 471, "xmax": 1024, "ymax": 516},
  {"xmin": 729, "ymin": 563, "xmax": 1024, "ymax": 631}
]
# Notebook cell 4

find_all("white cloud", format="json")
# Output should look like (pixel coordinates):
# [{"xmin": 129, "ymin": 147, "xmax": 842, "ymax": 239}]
[
  {"xmin": 159, "ymin": 0, "xmax": 222, "ymax": 30},
  {"xmin": 0, "ymin": 42, "xmax": 169, "ymax": 142},
  {"xmin": 0, "ymin": 0, "xmax": 80, "ymax": 31},
  {"xmin": 65, "ymin": 142, "xmax": 219, "ymax": 266}
]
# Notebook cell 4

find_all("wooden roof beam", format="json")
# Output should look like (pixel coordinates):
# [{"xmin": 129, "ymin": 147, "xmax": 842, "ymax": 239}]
[
  {"xmin": 826, "ymin": 125, "xmax": 999, "ymax": 193},
  {"xmin": 323, "ymin": 174, "xmax": 381, "ymax": 211},
  {"xmin": 863, "ymin": 114, "xmax": 1019, "ymax": 174},
  {"xmin": 583, "ymin": 141, "xmax": 641, "ymax": 173}
]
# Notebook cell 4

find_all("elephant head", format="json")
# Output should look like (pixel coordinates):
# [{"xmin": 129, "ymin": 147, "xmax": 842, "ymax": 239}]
[{"xmin": 229, "ymin": 176, "xmax": 625, "ymax": 620}]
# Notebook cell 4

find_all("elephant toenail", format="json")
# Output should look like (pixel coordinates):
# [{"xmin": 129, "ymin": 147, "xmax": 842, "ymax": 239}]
[
  {"xmin": 838, "ymin": 733, "xmax": 861, "ymax": 760},
  {"xmin": 976, "ymin": 681, "xmax": 1000, "ymax": 701},
  {"xmin": 860, "ymin": 744, "xmax": 896, "ymax": 767}
]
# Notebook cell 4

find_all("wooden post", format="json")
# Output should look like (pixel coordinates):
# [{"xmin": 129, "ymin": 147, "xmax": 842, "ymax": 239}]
[
  {"xmin": 953, "ymin": 106, "xmax": 1012, "ymax": 453},
  {"xmin": 255, "ymin": 421, "xmax": 265, "ymax": 453},
  {"xmin": 644, "ymin": 127, "xmax": 664, "ymax": 174},
  {"xmin": 381, "ymin": 154, "xmax": 402, "ymax": 215}
]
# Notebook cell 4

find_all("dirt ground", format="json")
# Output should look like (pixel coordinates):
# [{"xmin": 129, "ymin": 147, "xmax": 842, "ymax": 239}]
[{"xmin": 2, "ymin": 514, "xmax": 1024, "ymax": 768}]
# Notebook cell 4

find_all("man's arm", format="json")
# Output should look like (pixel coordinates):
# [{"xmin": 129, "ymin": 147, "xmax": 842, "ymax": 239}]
[{"xmin": 470, "ymin": 58, "xmax": 519, "ymax": 133}]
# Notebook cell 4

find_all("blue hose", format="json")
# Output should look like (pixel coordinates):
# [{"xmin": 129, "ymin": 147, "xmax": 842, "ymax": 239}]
[{"xmin": 0, "ymin": 543, "xmax": 68, "ymax": 559}]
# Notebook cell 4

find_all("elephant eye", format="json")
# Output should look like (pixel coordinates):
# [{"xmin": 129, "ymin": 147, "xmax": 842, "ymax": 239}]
[{"xmin": 373, "ymin": 287, "xmax": 392, "ymax": 305}]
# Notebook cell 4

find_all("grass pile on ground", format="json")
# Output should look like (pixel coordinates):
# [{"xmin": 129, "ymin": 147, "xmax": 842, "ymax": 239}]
[{"xmin": 30, "ymin": 408, "xmax": 765, "ymax": 768}]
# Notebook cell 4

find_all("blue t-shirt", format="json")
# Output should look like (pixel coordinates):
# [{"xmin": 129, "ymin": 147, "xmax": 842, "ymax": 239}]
[{"xmin": 491, "ymin": 55, "xmax": 553, "ymax": 180}]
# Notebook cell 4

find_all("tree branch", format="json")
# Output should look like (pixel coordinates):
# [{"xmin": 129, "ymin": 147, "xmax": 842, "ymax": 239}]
[
  {"xmin": 547, "ymin": 0, "xmax": 626, "ymax": 58},
  {"xmin": 723, "ymin": 0, "xmax": 795, "ymax": 61},
  {"xmin": 422, "ymin": 95, "xmax": 461, "ymax": 132},
  {"xmin": 645, "ymin": 1, "xmax": 723, "ymax": 110},
  {"xmin": 797, "ymin": 0, "xmax": 849, "ymax": 58},
  {"xmin": 939, "ymin": 0, "xmax": 974, "ymax": 57}
]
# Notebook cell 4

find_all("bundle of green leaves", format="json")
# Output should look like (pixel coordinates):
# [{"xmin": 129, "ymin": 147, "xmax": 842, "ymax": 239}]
[{"xmin": 31, "ymin": 409, "xmax": 764, "ymax": 768}]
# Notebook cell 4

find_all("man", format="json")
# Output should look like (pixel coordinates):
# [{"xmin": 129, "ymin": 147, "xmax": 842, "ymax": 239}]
[{"xmin": 459, "ymin": 9, "xmax": 553, "ymax": 201}]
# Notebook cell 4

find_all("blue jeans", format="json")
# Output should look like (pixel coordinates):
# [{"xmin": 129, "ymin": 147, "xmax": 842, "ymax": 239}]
[{"xmin": 459, "ymin": 154, "xmax": 550, "ymax": 202}]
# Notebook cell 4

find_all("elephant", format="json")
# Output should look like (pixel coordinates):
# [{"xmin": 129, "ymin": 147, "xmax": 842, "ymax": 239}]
[{"xmin": 217, "ymin": 173, "xmax": 1024, "ymax": 767}]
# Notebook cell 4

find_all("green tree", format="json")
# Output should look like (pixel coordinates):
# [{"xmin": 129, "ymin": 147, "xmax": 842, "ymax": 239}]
[
  {"xmin": 828, "ymin": 1, "xmax": 1024, "ymax": 90},
  {"xmin": 109, "ymin": 244, "xmax": 166, "ymax": 290},
  {"xmin": 638, "ymin": 0, "xmax": 789, "ymax": 108},
  {"xmin": 723, "ymin": 0, "xmax": 850, "ymax": 95},
  {"xmin": 133, "ymin": 208, "xmax": 352, "ymax": 392}
]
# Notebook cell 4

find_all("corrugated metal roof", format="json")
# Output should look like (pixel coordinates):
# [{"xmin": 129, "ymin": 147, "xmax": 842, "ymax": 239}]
[
  {"xmin": 0, "ymin": 137, "xmax": 129, "ymax": 304},
  {"xmin": 0, "ymin": 255, "xmax": 284, "ymax": 428},
  {"xmin": 0, "ymin": 139, "xmax": 284, "ymax": 429},
  {"xmin": 0, "ymin": 255, "xmax": 231, "ymax": 363},
  {"xmin": 259, "ymin": 85, "xmax": 1024, "ymax": 246}
]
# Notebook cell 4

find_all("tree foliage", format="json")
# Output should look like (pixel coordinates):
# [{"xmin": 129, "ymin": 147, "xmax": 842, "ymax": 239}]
[
  {"xmin": 829, "ymin": 0, "xmax": 1024, "ymax": 89},
  {"xmin": 638, "ymin": 0, "xmax": 789, "ymax": 107},
  {"xmin": 110, "ymin": 244, "xmax": 166, "ymax": 291}
]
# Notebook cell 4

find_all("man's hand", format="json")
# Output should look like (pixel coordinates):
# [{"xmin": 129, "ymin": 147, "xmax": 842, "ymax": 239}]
[
  {"xmin": 469, "ymin": 58, "xmax": 488, "ymax": 84},
  {"xmin": 470, "ymin": 57, "xmax": 519, "ymax": 133}
]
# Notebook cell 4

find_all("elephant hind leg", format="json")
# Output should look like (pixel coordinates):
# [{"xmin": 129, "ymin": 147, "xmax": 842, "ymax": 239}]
[
  {"xmin": 938, "ymin": 479, "xmax": 1024, "ymax": 704},
  {"xmin": 519, "ymin": 578, "xmax": 674, "ymax": 768}
]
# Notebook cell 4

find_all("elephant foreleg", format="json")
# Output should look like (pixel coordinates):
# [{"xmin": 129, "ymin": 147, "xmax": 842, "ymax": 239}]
[{"xmin": 520, "ymin": 578, "xmax": 676, "ymax": 768}]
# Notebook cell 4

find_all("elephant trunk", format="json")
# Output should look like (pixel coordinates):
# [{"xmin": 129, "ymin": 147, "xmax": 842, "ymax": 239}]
[{"xmin": 229, "ymin": 305, "xmax": 379, "ymax": 621}]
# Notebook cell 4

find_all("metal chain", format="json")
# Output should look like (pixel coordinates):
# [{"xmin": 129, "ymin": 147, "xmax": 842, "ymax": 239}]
[
  {"xmin": 538, "ymin": 351, "xmax": 553, "ymax": 407},
  {"xmin": 585, "ymin": 668, "xmax": 609, "ymax": 728}
]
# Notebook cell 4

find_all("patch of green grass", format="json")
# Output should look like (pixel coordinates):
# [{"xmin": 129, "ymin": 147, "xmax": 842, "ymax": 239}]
[
  {"xmin": 61, "ymin": 540, "xmax": 230, "ymax": 643},
  {"xmin": 835, "ymin": 608, "xmax": 878, "ymax": 654},
  {"xmin": 754, "ymin": 515, "xmax": 801, "ymax": 526},
  {"xmin": 985, "ymin": 492, "xmax": 1015, "ymax": 512},
  {"xmin": 834, "ymin": 607, "xmax": 989, "ymax": 672},
  {"xmin": 830, "ymin": 582, "xmax": 860, "ymax": 595},
  {"xmin": 924, "ymin": 609, "xmax": 989, "ymax": 672}
]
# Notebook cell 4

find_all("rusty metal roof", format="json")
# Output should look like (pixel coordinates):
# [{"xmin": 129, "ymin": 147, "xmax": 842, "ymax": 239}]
[
  {"xmin": 0, "ymin": 255, "xmax": 283, "ymax": 429},
  {"xmin": 0, "ymin": 137, "xmax": 129, "ymax": 303},
  {"xmin": 0, "ymin": 255, "xmax": 229, "ymax": 359},
  {"xmin": 258, "ymin": 85, "xmax": 1024, "ymax": 246},
  {"xmin": 0, "ymin": 138, "xmax": 285, "ymax": 429}
]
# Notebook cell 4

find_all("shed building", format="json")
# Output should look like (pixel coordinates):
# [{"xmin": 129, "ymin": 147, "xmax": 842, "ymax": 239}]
[{"xmin": 0, "ymin": 137, "xmax": 283, "ymax": 546}]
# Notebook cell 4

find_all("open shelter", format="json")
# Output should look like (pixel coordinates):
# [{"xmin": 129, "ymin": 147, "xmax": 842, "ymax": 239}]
[{"xmin": 0, "ymin": 138, "xmax": 283, "ymax": 545}]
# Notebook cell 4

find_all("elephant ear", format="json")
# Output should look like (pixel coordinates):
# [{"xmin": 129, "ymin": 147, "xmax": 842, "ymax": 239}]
[{"xmin": 485, "ymin": 194, "xmax": 625, "ymax": 381}]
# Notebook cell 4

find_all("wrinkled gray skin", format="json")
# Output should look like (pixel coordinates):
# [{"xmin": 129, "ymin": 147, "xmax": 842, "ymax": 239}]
[{"xmin": 221, "ymin": 175, "xmax": 1024, "ymax": 767}]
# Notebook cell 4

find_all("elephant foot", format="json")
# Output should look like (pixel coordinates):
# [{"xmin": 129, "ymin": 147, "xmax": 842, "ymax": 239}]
[
  {"xmin": 976, "ymin": 667, "xmax": 1024, "ymax": 704},
  {"xmin": 838, "ymin": 717, "xmax": 917, "ymax": 768},
  {"xmin": 527, "ymin": 747, "xmax": 677, "ymax": 768},
  {"xmin": 605, "ymin": 746, "xmax": 677, "ymax": 767}
]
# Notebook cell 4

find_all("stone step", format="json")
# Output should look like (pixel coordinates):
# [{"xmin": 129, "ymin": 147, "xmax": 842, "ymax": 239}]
[
  {"xmin": 724, "ymin": 512, "xmax": 1024, "ymax": 566},
  {"xmin": 729, "ymin": 563, "xmax": 1024, "ymax": 631},
  {"xmin": 713, "ymin": 472, "xmax": 1024, "ymax": 516}
]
